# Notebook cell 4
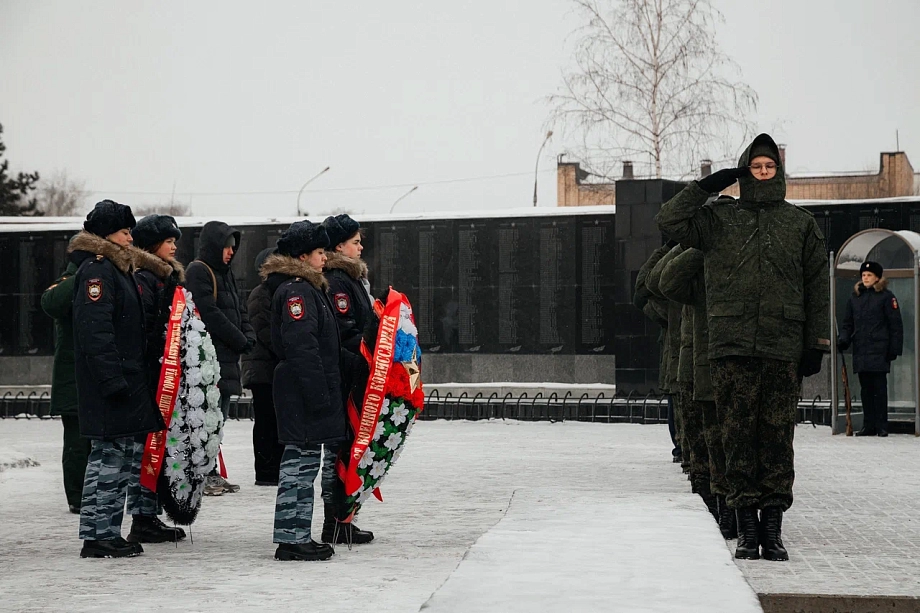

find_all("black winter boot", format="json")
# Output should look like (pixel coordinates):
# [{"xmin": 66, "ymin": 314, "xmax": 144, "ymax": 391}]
[
  {"xmin": 759, "ymin": 507, "xmax": 789, "ymax": 561},
  {"xmin": 127, "ymin": 515, "xmax": 187, "ymax": 543},
  {"xmin": 274, "ymin": 541, "xmax": 334, "ymax": 561},
  {"xmin": 80, "ymin": 537, "xmax": 143, "ymax": 558},
  {"xmin": 734, "ymin": 507, "xmax": 760, "ymax": 560},
  {"xmin": 718, "ymin": 496, "xmax": 738, "ymax": 540},
  {"xmin": 321, "ymin": 504, "xmax": 374, "ymax": 544}
]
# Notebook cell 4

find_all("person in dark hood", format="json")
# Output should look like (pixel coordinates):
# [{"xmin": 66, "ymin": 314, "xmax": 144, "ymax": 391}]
[
  {"xmin": 125, "ymin": 214, "xmax": 188, "ymax": 543},
  {"xmin": 241, "ymin": 246, "xmax": 285, "ymax": 486},
  {"xmin": 264, "ymin": 220, "xmax": 343, "ymax": 561},
  {"xmin": 837, "ymin": 261, "xmax": 903, "ymax": 437},
  {"xmin": 41, "ymin": 235, "xmax": 89, "ymax": 515},
  {"xmin": 656, "ymin": 134, "xmax": 830, "ymax": 562},
  {"xmin": 70, "ymin": 200, "xmax": 165, "ymax": 558},
  {"xmin": 320, "ymin": 214, "xmax": 375, "ymax": 545},
  {"xmin": 185, "ymin": 221, "xmax": 255, "ymax": 495}
]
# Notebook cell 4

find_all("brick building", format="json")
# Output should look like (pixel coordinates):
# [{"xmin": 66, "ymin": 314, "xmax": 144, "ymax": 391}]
[{"xmin": 557, "ymin": 150, "xmax": 916, "ymax": 206}]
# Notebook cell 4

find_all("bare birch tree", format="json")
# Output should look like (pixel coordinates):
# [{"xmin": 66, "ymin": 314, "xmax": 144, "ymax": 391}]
[
  {"xmin": 550, "ymin": 0, "xmax": 758, "ymax": 179},
  {"xmin": 36, "ymin": 171, "xmax": 90, "ymax": 216}
]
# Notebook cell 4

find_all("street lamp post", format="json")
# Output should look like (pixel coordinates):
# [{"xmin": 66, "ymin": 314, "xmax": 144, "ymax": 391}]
[
  {"xmin": 296, "ymin": 166, "xmax": 331, "ymax": 216},
  {"xmin": 533, "ymin": 130, "xmax": 553, "ymax": 207},
  {"xmin": 389, "ymin": 186, "xmax": 418, "ymax": 214}
]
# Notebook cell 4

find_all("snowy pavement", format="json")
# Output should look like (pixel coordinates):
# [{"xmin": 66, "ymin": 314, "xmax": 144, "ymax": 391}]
[{"xmin": 0, "ymin": 419, "xmax": 761, "ymax": 612}]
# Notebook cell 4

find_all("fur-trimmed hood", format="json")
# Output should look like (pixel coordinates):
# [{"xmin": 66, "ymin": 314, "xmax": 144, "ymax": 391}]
[
  {"xmin": 260, "ymin": 253, "xmax": 328, "ymax": 291},
  {"xmin": 324, "ymin": 251, "xmax": 367, "ymax": 280},
  {"xmin": 68, "ymin": 231, "xmax": 137, "ymax": 274},
  {"xmin": 134, "ymin": 249, "xmax": 185, "ymax": 282},
  {"xmin": 854, "ymin": 277, "xmax": 889, "ymax": 296}
]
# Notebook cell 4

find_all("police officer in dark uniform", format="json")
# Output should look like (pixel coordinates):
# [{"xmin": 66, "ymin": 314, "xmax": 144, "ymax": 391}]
[{"xmin": 838, "ymin": 261, "xmax": 903, "ymax": 437}]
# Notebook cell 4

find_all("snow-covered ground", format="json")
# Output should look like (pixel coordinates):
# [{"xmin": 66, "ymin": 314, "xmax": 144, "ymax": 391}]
[{"xmin": 0, "ymin": 419, "xmax": 760, "ymax": 612}]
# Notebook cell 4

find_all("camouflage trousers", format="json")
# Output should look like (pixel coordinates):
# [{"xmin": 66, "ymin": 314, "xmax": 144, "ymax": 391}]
[
  {"xmin": 671, "ymin": 394, "xmax": 690, "ymax": 470},
  {"xmin": 78, "ymin": 437, "xmax": 134, "ymax": 540},
  {"xmin": 711, "ymin": 357, "xmax": 798, "ymax": 511},
  {"xmin": 701, "ymin": 399, "xmax": 728, "ymax": 497},
  {"xmin": 273, "ymin": 444, "xmax": 321, "ymax": 544},
  {"xmin": 126, "ymin": 439, "xmax": 161, "ymax": 517},
  {"xmin": 678, "ymin": 382, "xmax": 709, "ymax": 491}
]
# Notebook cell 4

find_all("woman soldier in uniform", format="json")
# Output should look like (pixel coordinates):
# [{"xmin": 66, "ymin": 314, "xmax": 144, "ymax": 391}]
[
  {"xmin": 838, "ymin": 261, "xmax": 904, "ymax": 437},
  {"xmin": 125, "ymin": 214, "xmax": 189, "ymax": 543},
  {"xmin": 70, "ymin": 200, "xmax": 165, "ymax": 558}
]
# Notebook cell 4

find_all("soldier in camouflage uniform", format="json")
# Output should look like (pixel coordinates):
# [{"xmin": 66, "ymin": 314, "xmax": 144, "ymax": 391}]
[
  {"xmin": 656, "ymin": 134, "xmax": 830, "ymax": 562},
  {"xmin": 660, "ymin": 243, "xmax": 736, "ymax": 538},
  {"xmin": 634, "ymin": 243, "xmax": 681, "ymax": 461},
  {"xmin": 647, "ymin": 245, "xmax": 688, "ymax": 472}
]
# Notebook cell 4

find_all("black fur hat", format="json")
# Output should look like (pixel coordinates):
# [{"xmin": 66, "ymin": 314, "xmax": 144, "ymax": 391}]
[
  {"xmin": 132, "ymin": 214, "xmax": 182, "ymax": 250},
  {"xmin": 860, "ymin": 261, "xmax": 883, "ymax": 278},
  {"xmin": 253, "ymin": 247, "xmax": 275, "ymax": 273},
  {"xmin": 84, "ymin": 200, "xmax": 136, "ymax": 238},
  {"xmin": 277, "ymin": 221, "xmax": 329, "ymax": 257},
  {"xmin": 322, "ymin": 214, "xmax": 360, "ymax": 248}
]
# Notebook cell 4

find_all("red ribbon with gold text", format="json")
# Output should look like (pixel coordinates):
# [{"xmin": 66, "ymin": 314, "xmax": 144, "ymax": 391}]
[
  {"xmin": 342, "ymin": 289, "xmax": 403, "ymax": 498},
  {"xmin": 140, "ymin": 288, "xmax": 186, "ymax": 491}
]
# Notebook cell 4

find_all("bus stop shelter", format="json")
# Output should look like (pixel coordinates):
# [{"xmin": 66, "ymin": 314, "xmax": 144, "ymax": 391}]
[{"xmin": 831, "ymin": 229, "xmax": 920, "ymax": 435}]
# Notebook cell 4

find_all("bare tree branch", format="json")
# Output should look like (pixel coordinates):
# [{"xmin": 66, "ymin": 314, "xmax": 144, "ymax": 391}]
[{"xmin": 36, "ymin": 171, "xmax": 90, "ymax": 216}]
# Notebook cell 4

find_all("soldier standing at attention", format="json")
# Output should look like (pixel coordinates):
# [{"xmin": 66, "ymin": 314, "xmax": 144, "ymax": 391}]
[{"xmin": 656, "ymin": 134, "xmax": 830, "ymax": 562}]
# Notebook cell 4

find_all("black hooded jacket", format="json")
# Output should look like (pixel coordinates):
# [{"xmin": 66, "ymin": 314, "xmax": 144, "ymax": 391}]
[
  {"xmin": 324, "ymin": 251, "xmax": 375, "ymax": 356},
  {"xmin": 185, "ymin": 221, "xmax": 254, "ymax": 396},
  {"xmin": 69, "ymin": 232, "xmax": 164, "ymax": 440},
  {"xmin": 839, "ymin": 278, "xmax": 904, "ymax": 373},
  {"xmin": 265, "ymin": 254, "xmax": 346, "ymax": 446},
  {"xmin": 242, "ymin": 247, "xmax": 281, "ymax": 388}
]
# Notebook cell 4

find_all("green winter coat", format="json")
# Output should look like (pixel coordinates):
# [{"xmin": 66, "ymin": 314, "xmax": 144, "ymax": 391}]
[
  {"xmin": 655, "ymin": 134, "xmax": 830, "ymax": 363},
  {"xmin": 634, "ymin": 244, "xmax": 672, "ymax": 391},
  {"xmin": 41, "ymin": 262, "xmax": 79, "ymax": 416},
  {"xmin": 677, "ymin": 305, "xmax": 694, "ymax": 385},
  {"xmin": 659, "ymin": 247, "xmax": 713, "ymax": 401},
  {"xmin": 647, "ymin": 245, "xmax": 685, "ymax": 392}
]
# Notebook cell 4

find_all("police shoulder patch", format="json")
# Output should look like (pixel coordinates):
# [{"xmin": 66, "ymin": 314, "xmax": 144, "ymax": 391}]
[
  {"xmin": 334, "ymin": 292, "xmax": 350, "ymax": 314},
  {"xmin": 86, "ymin": 278, "xmax": 103, "ymax": 302},
  {"xmin": 287, "ymin": 295, "xmax": 305, "ymax": 320}
]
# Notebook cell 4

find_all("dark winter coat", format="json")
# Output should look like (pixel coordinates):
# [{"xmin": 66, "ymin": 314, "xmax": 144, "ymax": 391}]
[
  {"xmin": 838, "ymin": 278, "xmax": 904, "ymax": 373},
  {"xmin": 241, "ymin": 276, "xmax": 286, "ymax": 388},
  {"xmin": 265, "ymin": 254, "xmax": 347, "ymax": 446},
  {"xmin": 185, "ymin": 222, "xmax": 254, "ymax": 396},
  {"xmin": 324, "ymin": 251, "xmax": 375, "ymax": 356},
  {"xmin": 134, "ymin": 253, "xmax": 185, "ymax": 395},
  {"xmin": 646, "ymin": 245, "xmax": 685, "ymax": 392},
  {"xmin": 41, "ymin": 261, "xmax": 80, "ymax": 416},
  {"xmin": 634, "ymin": 245, "xmax": 671, "ymax": 391},
  {"xmin": 656, "ymin": 134, "xmax": 830, "ymax": 363},
  {"xmin": 69, "ymin": 232, "xmax": 164, "ymax": 440}
]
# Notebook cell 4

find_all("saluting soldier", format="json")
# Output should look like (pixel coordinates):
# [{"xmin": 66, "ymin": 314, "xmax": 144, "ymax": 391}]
[{"xmin": 656, "ymin": 134, "xmax": 830, "ymax": 562}]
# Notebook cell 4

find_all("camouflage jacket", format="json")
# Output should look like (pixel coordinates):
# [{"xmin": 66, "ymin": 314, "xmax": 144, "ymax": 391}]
[
  {"xmin": 655, "ymin": 134, "xmax": 830, "ymax": 363},
  {"xmin": 647, "ymin": 245, "xmax": 685, "ymax": 391},
  {"xmin": 635, "ymin": 244, "xmax": 672, "ymax": 391},
  {"xmin": 659, "ymin": 248, "xmax": 713, "ymax": 401}
]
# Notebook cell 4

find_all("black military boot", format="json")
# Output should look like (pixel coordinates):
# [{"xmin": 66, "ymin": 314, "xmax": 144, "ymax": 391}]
[
  {"xmin": 718, "ymin": 496, "xmax": 738, "ymax": 540},
  {"xmin": 274, "ymin": 541, "xmax": 334, "ymax": 561},
  {"xmin": 321, "ymin": 504, "xmax": 374, "ymax": 545},
  {"xmin": 759, "ymin": 507, "xmax": 789, "ymax": 561},
  {"xmin": 80, "ymin": 537, "xmax": 144, "ymax": 558},
  {"xmin": 127, "ymin": 515, "xmax": 187, "ymax": 543},
  {"xmin": 855, "ymin": 426, "xmax": 877, "ymax": 437},
  {"xmin": 734, "ymin": 507, "xmax": 760, "ymax": 560}
]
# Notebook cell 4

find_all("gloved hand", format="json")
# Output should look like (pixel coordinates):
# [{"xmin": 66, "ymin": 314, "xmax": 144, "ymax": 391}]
[
  {"xmin": 697, "ymin": 167, "xmax": 749, "ymax": 193},
  {"xmin": 836, "ymin": 339, "xmax": 850, "ymax": 352},
  {"xmin": 798, "ymin": 349, "xmax": 825, "ymax": 378}
]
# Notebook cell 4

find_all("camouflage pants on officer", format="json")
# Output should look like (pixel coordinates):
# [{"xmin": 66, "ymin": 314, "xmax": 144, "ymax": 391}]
[
  {"xmin": 711, "ymin": 356, "xmax": 798, "ymax": 511},
  {"xmin": 678, "ymin": 382, "xmax": 709, "ymax": 493},
  {"xmin": 79, "ymin": 437, "xmax": 134, "ymax": 540},
  {"xmin": 126, "ymin": 439, "xmax": 161, "ymax": 517},
  {"xmin": 274, "ymin": 444, "xmax": 322, "ymax": 544},
  {"xmin": 701, "ymin": 399, "xmax": 728, "ymax": 497}
]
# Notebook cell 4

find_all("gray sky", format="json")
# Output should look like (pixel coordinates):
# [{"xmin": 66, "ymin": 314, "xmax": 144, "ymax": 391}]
[{"xmin": 1, "ymin": 0, "xmax": 917, "ymax": 218}]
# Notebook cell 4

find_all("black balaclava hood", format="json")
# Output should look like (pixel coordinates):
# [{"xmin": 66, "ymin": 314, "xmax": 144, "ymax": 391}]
[
  {"xmin": 197, "ymin": 221, "xmax": 241, "ymax": 272},
  {"xmin": 737, "ymin": 133, "xmax": 786, "ymax": 206}
]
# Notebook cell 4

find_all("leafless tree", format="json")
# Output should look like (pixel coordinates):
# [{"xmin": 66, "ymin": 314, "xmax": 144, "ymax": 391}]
[
  {"xmin": 133, "ymin": 199, "xmax": 193, "ymax": 217},
  {"xmin": 36, "ymin": 171, "xmax": 90, "ymax": 216},
  {"xmin": 549, "ymin": 0, "xmax": 758, "ymax": 179}
]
